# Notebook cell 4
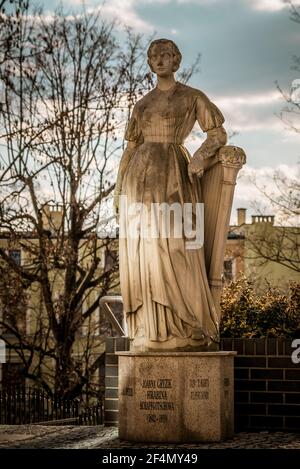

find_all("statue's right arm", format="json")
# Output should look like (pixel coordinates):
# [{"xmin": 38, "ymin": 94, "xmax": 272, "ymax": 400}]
[{"xmin": 113, "ymin": 141, "xmax": 138, "ymax": 221}]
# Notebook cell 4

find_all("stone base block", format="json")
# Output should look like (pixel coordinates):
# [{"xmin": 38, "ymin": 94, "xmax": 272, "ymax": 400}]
[{"xmin": 117, "ymin": 351, "xmax": 236, "ymax": 443}]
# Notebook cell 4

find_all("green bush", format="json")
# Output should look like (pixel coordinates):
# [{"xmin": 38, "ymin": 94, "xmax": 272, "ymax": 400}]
[{"xmin": 220, "ymin": 278, "xmax": 300, "ymax": 338}]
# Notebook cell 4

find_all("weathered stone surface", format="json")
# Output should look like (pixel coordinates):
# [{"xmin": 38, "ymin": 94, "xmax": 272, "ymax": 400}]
[
  {"xmin": 117, "ymin": 351, "xmax": 236, "ymax": 442},
  {"xmin": 114, "ymin": 38, "xmax": 246, "ymax": 352}
]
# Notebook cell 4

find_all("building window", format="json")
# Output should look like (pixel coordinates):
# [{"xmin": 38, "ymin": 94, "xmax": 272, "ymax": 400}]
[
  {"xmin": 223, "ymin": 259, "xmax": 233, "ymax": 281},
  {"xmin": 8, "ymin": 249, "xmax": 21, "ymax": 266},
  {"xmin": 1, "ymin": 249, "xmax": 26, "ymax": 332},
  {"xmin": 1, "ymin": 363, "xmax": 25, "ymax": 389}
]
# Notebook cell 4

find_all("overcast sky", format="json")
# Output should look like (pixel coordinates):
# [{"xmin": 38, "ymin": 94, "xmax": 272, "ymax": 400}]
[{"xmin": 36, "ymin": 0, "xmax": 300, "ymax": 223}]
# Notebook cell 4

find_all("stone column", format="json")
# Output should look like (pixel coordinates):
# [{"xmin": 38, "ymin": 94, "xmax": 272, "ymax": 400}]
[{"xmin": 202, "ymin": 145, "xmax": 246, "ymax": 320}]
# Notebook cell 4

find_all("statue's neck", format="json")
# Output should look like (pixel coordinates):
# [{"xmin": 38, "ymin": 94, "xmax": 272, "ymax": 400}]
[{"xmin": 156, "ymin": 75, "xmax": 176, "ymax": 91}]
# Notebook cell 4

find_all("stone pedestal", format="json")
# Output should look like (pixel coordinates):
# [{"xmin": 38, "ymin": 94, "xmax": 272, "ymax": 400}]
[{"xmin": 117, "ymin": 351, "xmax": 236, "ymax": 443}]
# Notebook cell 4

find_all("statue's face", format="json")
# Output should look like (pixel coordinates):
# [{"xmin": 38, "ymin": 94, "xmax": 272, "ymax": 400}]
[{"xmin": 148, "ymin": 42, "xmax": 175, "ymax": 77}]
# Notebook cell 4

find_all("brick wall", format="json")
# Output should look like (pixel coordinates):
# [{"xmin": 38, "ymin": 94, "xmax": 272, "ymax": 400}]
[
  {"xmin": 104, "ymin": 337, "xmax": 300, "ymax": 431},
  {"xmin": 221, "ymin": 338, "xmax": 300, "ymax": 432}
]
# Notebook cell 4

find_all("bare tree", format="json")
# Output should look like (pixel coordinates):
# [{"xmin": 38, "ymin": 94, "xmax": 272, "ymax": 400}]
[
  {"xmin": 244, "ymin": 1, "xmax": 300, "ymax": 275},
  {"xmin": 0, "ymin": 1, "xmax": 152, "ymax": 398},
  {"xmin": 274, "ymin": 0, "xmax": 300, "ymax": 153},
  {"xmin": 245, "ymin": 166, "xmax": 300, "ymax": 274},
  {"xmin": 276, "ymin": 0, "xmax": 300, "ymax": 134},
  {"xmin": 0, "ymin": 0, "xmax": 25, "ymax": 66}
]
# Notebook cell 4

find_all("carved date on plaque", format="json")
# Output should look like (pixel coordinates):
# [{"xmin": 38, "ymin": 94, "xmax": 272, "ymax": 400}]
[{"xmin": 190, "ymin": 391, "xmax": 209, "ymax": 400}]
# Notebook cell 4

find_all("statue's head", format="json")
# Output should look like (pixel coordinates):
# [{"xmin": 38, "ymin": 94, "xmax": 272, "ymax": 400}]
[{"xmin": 147, "ymin": 38, "xmax": 182, "ymax": 76}]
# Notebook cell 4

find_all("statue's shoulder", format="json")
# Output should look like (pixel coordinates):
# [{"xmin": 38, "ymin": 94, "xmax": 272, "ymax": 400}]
[
  {"xmin": 176, "ymin": 82, "xmax": 210, "ymax": 102},
  {"xmin": 134, "ymin": 89, "xmax": 156, "ymax": 110}
]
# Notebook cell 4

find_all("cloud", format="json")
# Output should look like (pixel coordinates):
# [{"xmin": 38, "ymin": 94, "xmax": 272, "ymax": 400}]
[
  {"xmin": 93, "ymin": 0, "xmax": 153, "ymax": 31},
  {"xmin": 176, "ymin": 0, "xmax": 220, "ymax": 4},
  {"xmin": 176, "ymin": 0, "xmax": 296, "ymax": 10},
  {"xmin": 211, "ymin": 90, "xmax": 288, "ymax": 132},
  {"xmin": 216, "ymin": 91, "xmax": 282, "ymax": 107},
  {"xmin": 233, "ymin": 163, "xmax": 299, "ymax": 219},
  {"xmin": 142, "ymin": 0, "xmax": 291, "ymax": 9},
  {"xmin": 246, "ymin": 0, "xmax": 300, "ymax": 12},
  {"xmin": 239, "ymin": 162, "xmax": 299, "ymax": 184},
  {"xmin": 59, "ymin": 0, "xmax": 154, "ymax": 30},
  {"xmin": 247, "ymin": 0, "xmax": 288, "ymax": 11},
  {"xmin": 182, "ymin": 90, "xmax": 289, "ymax": 134},
  {"xmin": 50, "ymin": 0, "xmax": 300, "ymax": 37}
]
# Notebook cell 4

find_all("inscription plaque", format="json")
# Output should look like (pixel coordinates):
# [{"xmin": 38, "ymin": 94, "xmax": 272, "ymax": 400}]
[
  {"xmin": 189, "ymin": 376, "xmax": 210, "ymax": 400},
  {"xmin": 140, "ymin": 378, "xmax": 175, "ymax": 423}
]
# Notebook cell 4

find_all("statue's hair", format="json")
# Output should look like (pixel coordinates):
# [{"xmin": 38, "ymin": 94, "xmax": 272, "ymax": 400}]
[{"xmin": 147, "ymin": 38, "xmax": 182, "ymax": 72}]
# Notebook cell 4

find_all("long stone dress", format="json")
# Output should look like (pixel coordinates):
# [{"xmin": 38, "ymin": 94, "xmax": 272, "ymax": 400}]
[{"xmin": 119, "ymin": 81, "xmax": 225, "ymax": 351}]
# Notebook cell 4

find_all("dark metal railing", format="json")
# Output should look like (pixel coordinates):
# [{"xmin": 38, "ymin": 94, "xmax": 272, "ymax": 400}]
[{"xmin": 0, "ymin": 387, "xmax": 103, "ymax": 425}]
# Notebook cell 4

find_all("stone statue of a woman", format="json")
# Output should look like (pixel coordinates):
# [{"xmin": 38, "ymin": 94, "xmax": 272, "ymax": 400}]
[{"xmin": 114, "ymin": 38, "xmax": 228, "ymax": 352}]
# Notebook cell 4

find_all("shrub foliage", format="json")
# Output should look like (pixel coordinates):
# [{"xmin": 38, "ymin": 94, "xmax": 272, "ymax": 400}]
[{"xmin": 220, "ymin": 278, "xmax": 300, "ymax": 338}]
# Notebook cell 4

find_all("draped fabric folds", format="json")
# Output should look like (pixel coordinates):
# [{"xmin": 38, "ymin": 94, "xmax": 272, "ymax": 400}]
[{"xmin": 119, "ymin": 82, "xmax": 225, "ymax": 350}]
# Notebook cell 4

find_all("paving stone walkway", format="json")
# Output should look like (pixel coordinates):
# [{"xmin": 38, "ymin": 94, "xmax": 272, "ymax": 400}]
[{"xmin": 0, "ymin": 425, "xmax": 299, "ymax": 449}]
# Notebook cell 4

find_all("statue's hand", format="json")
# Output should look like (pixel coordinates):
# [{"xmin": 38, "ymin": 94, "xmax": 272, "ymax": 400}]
[{"xmin": 188, "ymin": 155, "xmax": 205, "ymax": 183}]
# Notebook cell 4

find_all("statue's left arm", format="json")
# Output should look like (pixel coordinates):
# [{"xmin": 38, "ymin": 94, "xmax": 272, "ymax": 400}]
[{"xmin": 188, "ymin": 93, "xmax": 227, "ymax": 181}]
